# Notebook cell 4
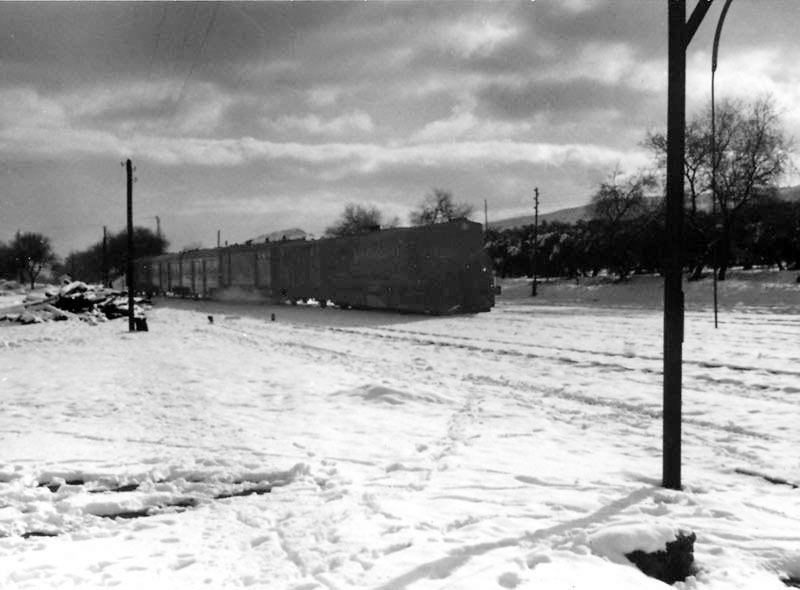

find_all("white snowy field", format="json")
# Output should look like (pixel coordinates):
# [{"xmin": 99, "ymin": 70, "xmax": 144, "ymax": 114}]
[{"xmin": 1, "ymin": 273, "xmax": 799, "ymax": 589}]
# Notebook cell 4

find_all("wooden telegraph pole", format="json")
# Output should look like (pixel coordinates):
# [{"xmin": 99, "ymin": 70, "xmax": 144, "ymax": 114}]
[
  {"xmin": 531, "ymin": 187, "xmax": 539, "ymax": 297},
  {"xmin": 126, "ymin": 159, "xmax": 135, "ymax": 332},
  {"xmin": 663, "ymin": 0, "xmax": 716, "ymax": 490}
]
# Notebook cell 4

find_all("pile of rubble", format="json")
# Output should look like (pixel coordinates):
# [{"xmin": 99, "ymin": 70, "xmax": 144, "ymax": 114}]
[{"xmin": 0, "ymin": 281, "xmax": 150, "ymax": 326}]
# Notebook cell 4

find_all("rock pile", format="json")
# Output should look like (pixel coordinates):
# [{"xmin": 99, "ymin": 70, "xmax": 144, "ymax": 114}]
[{"xmin": 0, "ymin": 282, "xmax": 150, "ymax": 326}]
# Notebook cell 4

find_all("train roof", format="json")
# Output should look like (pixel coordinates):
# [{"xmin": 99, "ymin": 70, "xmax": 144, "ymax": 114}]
[{"xmin": 136, "ymin": 219, "xmax": 483, "ymax": 262}]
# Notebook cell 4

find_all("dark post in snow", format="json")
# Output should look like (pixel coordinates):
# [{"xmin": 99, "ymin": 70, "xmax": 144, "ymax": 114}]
[
  {"xmin": 531, "ymin": 187, "xmax": 539, "ymax": 297},
  {"xmin": 663, "ymin": 0, "xmax": 715, "ymax": 491},
  {"xmin": 126, "ymin": 159, "xmax": 135, "ymax": 333}
]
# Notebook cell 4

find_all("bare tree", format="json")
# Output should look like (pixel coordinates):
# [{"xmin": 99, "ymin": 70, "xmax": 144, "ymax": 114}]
[
  {"xmin": 326, "ymin": 204, "xmax": 385, "ymax": 237},
  {"xmin": 10, "ymin": 232, "xmax": 57, "ymax": 288},
  {"xmin": 647, "ymin": 96, "xmax": 793, "ymax": 279},
  {"xmin": 712, "ymin": 98, "xmax": 792, "ymax": 278},
  {"xmin": 590, "ymin": 169, "xmax": 656, "ymax": 279},
  {"xmin": 409, "ymin": 188, "xmax": 474, "ymax": 225},
  {"xmin": 591, "ymin": 168, "xmax": 652, "ymax": 224}
]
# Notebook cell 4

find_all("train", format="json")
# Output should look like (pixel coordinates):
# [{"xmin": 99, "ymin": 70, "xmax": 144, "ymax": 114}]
[{"xmin": 133, "ymin": 219, "xmax": 495, "ymax": 314}]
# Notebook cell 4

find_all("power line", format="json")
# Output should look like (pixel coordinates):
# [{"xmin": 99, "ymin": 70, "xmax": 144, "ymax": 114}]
[
  {"xmin": 179, "ymin": 1, "xmax": 201, "ymax": 58},
  {"xmin": 172, "ymin": 2, "xmax": 220, "ymax": 114},
  {"xmin": 145, "ymin": 4, "xmax": 169, "ymax": 87}
]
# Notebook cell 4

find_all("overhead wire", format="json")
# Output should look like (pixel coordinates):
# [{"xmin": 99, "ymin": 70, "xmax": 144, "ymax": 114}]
[
  {"xmin": 145, "ymin": 4, "xmax": 169, "ymax": 88},
  {"xmin": 172, "ymin": 1, "xmax": 220, "ymax": 119},
  {"xmin": 138, "ymin": 4, "xmax": 170, "ymax": 134}
]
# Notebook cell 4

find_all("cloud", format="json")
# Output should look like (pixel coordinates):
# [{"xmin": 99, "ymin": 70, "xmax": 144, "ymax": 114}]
[
  {"xmin": 0, "ymin": 92, "xmax": 648, "ymax": 175},
  {"xmin": 477, "ymin": 77, "xmax": 652, "ymax": 123},
  {"xmin": 412, "ymin": 100, "xmax": 533, "ymax": 142},
  {"xmin": 306, "ymin": 85, "xmax": 343, "ymax": 108},
  {"xmin": 268, "ymin": 111, "xmax": 375, "ymax": 136},
  {"xmin": 555, "ymin": 0, "xmax": 607, "ymax": 15},
  {"xmin": 441, "ymin": 14, "xmax": 522, "ymax": 58},
  {"xmin": 687, "ymin": 48, "xmax": 800, "ymax": 115},
  {"xmin": 0, "ymin": 87, "xmax": 68, "ymax": 128},
  {"xmin": 57, "ymin": 80, "xmax": 237, "ymax": 137}
]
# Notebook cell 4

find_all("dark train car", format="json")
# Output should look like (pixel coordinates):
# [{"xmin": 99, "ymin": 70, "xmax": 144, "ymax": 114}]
[
  {"xmin": 136, "ymin": 249, "xmax": 219, "ymax": 298},
  {"xmin": 134, "ymin": 220, "xmax": 494, "ymax": 314},
  {"xmin": 313, "ymin": 219, "xmax": 493, "ymax": 313}
]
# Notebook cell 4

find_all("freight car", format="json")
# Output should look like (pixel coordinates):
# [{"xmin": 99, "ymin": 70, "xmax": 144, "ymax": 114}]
[{"xmin": 134, "ymin": 219, "xmax": 494, "ymax": 314}]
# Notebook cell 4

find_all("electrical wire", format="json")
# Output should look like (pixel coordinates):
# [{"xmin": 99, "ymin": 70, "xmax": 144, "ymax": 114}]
[
  {"xmin": 145, "ymin": 4, "xmax": 169, "ymax": 87},
  {"xmin": 172, "ymin": 1, "xmax": 220, "ymax": 115}
]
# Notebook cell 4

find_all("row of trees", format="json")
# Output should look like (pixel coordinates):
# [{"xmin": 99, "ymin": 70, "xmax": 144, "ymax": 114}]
[
  {"xmin": 0, "ymin": 228, "xmax": 168, "ymax": 288},
  {"xmin": 490, "ymin": 96, "xmax": 798, "ymax": 281},
  {"xmin": 63, "ymin": 228, "xmax": 168, "ymax": 285},
  {"xmin": 487, "ymin": 195, "xmax": 800, "ymax": 281}
]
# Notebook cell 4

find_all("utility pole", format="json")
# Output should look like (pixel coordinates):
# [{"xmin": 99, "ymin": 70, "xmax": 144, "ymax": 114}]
[
  {"xmin": 102, "ymin": 226, "xmax": 108, "ymax": 287},
  {"xmin": 484, "ymin": 199, "xmax": 488, "ymax": 232},
  {"xmin": 217, "ymin": 229, "xmax": 221, "ymax": 248},
  {"xmin": 126, "ymin": 159, "xmax": 135, "ymax": 332},
  {"xmin": 531, "ymin": 187, "xmax": 539, "ymax": 297},
  {"xmin": 155, "ymin": 215, "xmax": 161, "ymax": 240},
  {"xmin": 663, "ymin": 0, "xmax": 716, "ymax": 491}
]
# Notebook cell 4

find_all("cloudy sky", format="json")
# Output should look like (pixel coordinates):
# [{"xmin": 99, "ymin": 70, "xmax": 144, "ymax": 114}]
[{"xmin": 1, "ymin": 1, "xmax": 799, "ymax": 256}]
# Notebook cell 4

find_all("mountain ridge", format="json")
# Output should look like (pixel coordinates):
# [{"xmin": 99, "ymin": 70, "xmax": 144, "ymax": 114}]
[{"xmin": 488, "ymin": 185, "xmax": 800, "ymax": 231}]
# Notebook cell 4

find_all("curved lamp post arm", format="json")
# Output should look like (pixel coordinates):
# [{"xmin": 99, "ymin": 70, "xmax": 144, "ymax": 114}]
[
  {"xmin": 711, "ymin": 0, "xmax": 733, "ymax": 329},
  {"xmin": 712, "ymin": 0, "xmax": 734, "ymax": 73}
]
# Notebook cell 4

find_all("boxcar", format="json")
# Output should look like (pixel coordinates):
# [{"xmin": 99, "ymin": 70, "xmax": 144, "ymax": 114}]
[{"xmin": 134, "ymin": 220, "xmax": 494, "ymax": 314}]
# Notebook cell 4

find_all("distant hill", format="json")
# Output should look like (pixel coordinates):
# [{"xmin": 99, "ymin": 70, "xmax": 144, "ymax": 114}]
[
  {"xmin": 488, "ymin": 204, "xmax": 593, "ymax": 231},
  {"xmin": 489, "ymin": 185, "xmax": 800, "ymax": 231}
]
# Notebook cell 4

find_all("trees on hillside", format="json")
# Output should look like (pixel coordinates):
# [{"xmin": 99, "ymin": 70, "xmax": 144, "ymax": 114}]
[
  {"xmin": 409, "ymin": 189, "xmax": 474, "ymax": 225},
  {"xmin": 647, "ymin": 96, "xmax": 792, "ymax": 279}
]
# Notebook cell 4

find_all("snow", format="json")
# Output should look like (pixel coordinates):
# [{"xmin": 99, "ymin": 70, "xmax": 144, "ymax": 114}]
[
  {"xmin": 586, "ymin": 520, "xmax": 682, "ymax": 564},
  {"xmin": 0, "ymin": 271, "xmax": 798, "ymax": 589}
]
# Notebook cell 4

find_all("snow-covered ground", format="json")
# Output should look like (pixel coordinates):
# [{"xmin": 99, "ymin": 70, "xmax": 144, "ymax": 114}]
[{"xmin": 1, "ymin": 272, "xmax": 798, "ymax": 589}]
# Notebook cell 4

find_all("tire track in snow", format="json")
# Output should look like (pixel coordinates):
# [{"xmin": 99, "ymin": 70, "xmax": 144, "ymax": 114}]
[
  {"xmin": 187, "ymin": 313, "xmax": 787, "ymax": 475},
  {"xmin": 321, "ymin": 326, "xmax": 660, "ymax": 377},
  {"xmin": 470, "ymin": 374, "xmax": 773, "ymax": 441},
  {"xmin": 306, "ymin": 324, "xmax": 800, "ymax": 411},
  {"xmin": 364, "ymin": 325, "xmax": 800, "ymax": 379},
  {"xmin": 210, "ymin": 320, "xmax": 800, "ymax": 426}
]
